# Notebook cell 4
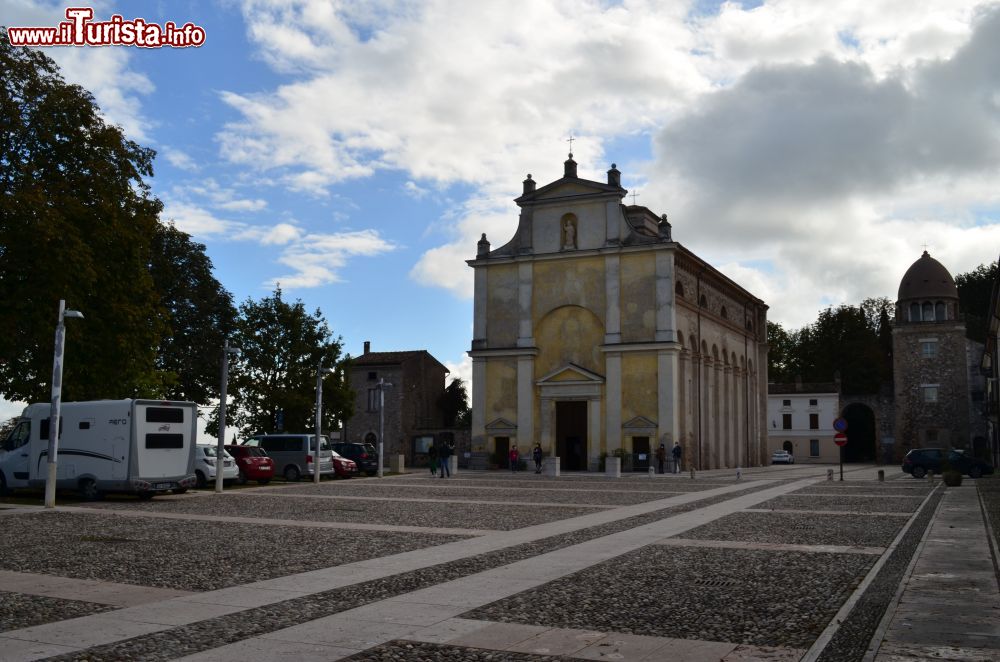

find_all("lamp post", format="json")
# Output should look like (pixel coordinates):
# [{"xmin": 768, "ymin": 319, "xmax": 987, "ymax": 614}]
[
  {"xmin": 45, "ymin": 300, "xmax": 84, "ymax": 509},
  {"xmin": 315, "ymin": 363, "xmax": 336, "ymax": 484},
  {"xmin": 216, "ymin": 339, "xmax": 240, "ymax": 493},
  {"xmin": 377, "ymin": 378, "xmax": 392, "ymax": 478}
]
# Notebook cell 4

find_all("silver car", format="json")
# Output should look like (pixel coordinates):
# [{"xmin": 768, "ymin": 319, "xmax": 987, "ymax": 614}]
[
  {"xmin": 771, "ymin": 450, "xmax": 794, "ymax": 464},
  {"xmin": 244, "ymin": 434, "xmax": 335, "ymax": 481}
]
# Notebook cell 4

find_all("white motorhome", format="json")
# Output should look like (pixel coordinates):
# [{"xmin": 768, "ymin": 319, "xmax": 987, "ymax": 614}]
[{"xmin": 0, "ymin": 399, "xmax": 197, "ymax": 500}]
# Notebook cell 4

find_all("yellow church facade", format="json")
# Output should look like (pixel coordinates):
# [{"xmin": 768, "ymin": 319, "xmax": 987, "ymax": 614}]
[{"xmin": 468, "ymin": 156, "xmax": 769, "ymax": 471}]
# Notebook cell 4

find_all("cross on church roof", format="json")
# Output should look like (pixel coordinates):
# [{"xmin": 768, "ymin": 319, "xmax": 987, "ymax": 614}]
[
  {"xmin": 630, "ymin": 191, "xmax": 640, "ymax": 205},
  {"xmin": 566, "ymin": 134, "xmax": 575, "ymax": 156}
]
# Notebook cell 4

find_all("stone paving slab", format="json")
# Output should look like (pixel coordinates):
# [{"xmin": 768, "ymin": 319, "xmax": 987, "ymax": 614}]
[
  {"xmin": 0, "ymin": 570, "xmax": 193, "ymax": 607},
  {"xmin": 173, "ymin": 637, "xmax": 360, "ymax": 661}
]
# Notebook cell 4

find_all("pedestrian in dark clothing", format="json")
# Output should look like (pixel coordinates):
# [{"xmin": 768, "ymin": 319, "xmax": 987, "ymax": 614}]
[
  {"xmin": 672, "ymin": 442, "xmax": 682, "ymax": 474},
  {"xmin": 509, "ymin": 445, "xmax": 519, "ymax": 472},
  {"xmin": 532, "ymin": 444, "xmax": 543, "ymax": 473},
  {"xmin": 655, "ymin": 444, "xmax": 666, "ymax": 474},
  {"xmin": 439, "ymin": 441, "xmax": 452, "ymax": 478},
  {"xmin": 428, "ymin": 443, "xmax": 438, "ymax": 476}
]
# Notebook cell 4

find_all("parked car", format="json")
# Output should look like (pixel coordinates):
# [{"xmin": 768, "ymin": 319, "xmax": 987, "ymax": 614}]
[
  {"xmin": 225, "ymin": 444, "xmax": 274, "ymax": 485},
  {"xmin": 331, "ymin": 451, "xmax": 359, "ymax": 478},
  {"xmin": 243, "ymin": 434, "xmax": 335, "ymax": 482},
  {"xmin": 771, "ymin": 450, "xmax": 794, "ymax": 464},
  {"xmin": 332, "ymin": 442, "xmax": 379, "ymax": 476},
  {"xmin": 194, "ymin": 444, "xmax": 239, "ymax": 488},
  {"xmin": 902, "ymin": 448, "xmax": 995, "ymax": 479}
]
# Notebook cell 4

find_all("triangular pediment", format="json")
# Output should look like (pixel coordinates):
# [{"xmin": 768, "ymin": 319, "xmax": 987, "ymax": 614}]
[
  {"xmin": 485, "ymin": 417, "xmax": 517, "ymax": 431},
  {"xmin": 623, "ymin": 415, "xmax": 657, "ymax": 430},
  {"xmin": 517, "ymin": 176, "xmax": 625, "ymax": 205},
  {"xmin": 537, "ymin": 363, "xmax": 605, "ymax": 384}
]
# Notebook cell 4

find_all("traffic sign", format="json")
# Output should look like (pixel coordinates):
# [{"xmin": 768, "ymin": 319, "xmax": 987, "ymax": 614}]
[
  {"xmin": 833, "ymin": 417, "xmax": 848, "ymax": 432},
  {"xmin": 834, "ymin": 432, "xmax": 847, "ymax": 447}
]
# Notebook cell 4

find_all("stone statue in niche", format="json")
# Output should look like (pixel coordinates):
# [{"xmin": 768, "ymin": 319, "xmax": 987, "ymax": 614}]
[{"xmin": 562, "ymin": 217, "xmax": 577, "ymax": 249}]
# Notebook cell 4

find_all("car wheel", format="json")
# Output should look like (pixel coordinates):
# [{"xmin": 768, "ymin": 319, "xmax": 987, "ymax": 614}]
[
  {"xmin": 912, "ymin": 466, "xmax": 927, "ymax": 479},
  {"xmin": 284, "ymin": 466, "xmax": 301, "ymax": 482},
  {"xmin": 79, "ymin": 478, "xmax": 101, "ymax": 501},
  {"xmin": 137, "ymin": 491, "xmax": 154, "ymax": 501},
  {"xmin": 195, "ymin": 470, "xmax": 207, "ymax": 489},
  {"xmin": 0, "ymin": 472, "xmax": 8, "ymax": 497},
  {"xmin": 236, "ymin": 470, "xmax": 247, "ymax": 485},
  {"xmin": 970, "ymin": 466, "xmax": 983, "ymax": 479},
  {"xmin": 173, "ymin": 487, "xmax": 188, "ymax": 494},
  {"xmin": 257, "ymin": 478, "xmax": 270, "ymax": 485}
]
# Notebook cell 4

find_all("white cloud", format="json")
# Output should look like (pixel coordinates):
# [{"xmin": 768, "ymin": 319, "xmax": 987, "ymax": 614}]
[
  {"xmin": 270, "ymin": 229, "xmax": 397, "ymax": 288},
  {"xmin": 162, "ymin": 147, "xmax": 199, "ymax": 171},
  {"xmin": 216, "ymin": 198, "xmax": 268, "ymax": 212}
]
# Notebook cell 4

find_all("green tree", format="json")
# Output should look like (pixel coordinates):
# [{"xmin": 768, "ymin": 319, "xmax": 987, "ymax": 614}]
[
  {"xmin": 766, "ymin": 321, "xmax": 797, "ymax": 383},
  {"xmin": 150, "ymin": 223, "xmax": 237, "ymax": 403},
  {"xmin": 223, "ymin": 288, "xmax": 353, "ymax": 437},
  {"xmin": 0, "ymin": 32, "xmax": 166, "ymax": 402},
  {"xmin": 956, "ymin": 261, "xmax": 999, "ymax": 344},
  {"xmin": 438, "ymin": 377, "xmax": 471, "ymax": 428},
  {"xmin": 796, "ymin": 305, "xmax": 886, "ymax": 394}
]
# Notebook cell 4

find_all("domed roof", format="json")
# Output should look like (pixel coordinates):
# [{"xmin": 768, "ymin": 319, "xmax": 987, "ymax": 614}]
[{"xmin": 897, "ymin": 251, "xmax": 958, "ymax": 301}]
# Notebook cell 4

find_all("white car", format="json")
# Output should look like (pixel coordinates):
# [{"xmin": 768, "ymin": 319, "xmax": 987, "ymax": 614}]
[
  {"xmin": 194, "ymin": 444, "xmax": 239, "ymax": 487},
  {"xmin": 771, "ymin": 450, "xmax": 794, "ymax": 464}
]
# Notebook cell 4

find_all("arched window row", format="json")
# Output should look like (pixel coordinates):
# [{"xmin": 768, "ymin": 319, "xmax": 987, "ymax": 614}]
[{"xmin": 908, "ymin": 300, "xmax": 949, "ymax": 322}]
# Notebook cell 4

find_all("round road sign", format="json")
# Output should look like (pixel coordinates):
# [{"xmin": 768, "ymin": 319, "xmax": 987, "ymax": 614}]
[
  {"xmin": 834, "ymin": 432, "xmax": 847, "ymax": 447},
  {"xmin": 833, "ymin": 417, "xmax": 848, "ymax": 432}
]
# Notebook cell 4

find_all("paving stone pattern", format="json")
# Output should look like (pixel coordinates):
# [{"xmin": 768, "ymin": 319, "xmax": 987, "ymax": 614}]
[
  {"xmin": 40, "ymin": 484, "xmax": 772, "ymax": 662},
  {"xmin": 462, "ymin": 546, "xmax": 874, "ymax": 649},
  {"xmin": 679, "ymin": 511, "xmax": 907, "ymax": 547},
  {"xmin": 791, "ymin": 484, "xmax": 931, "ymax": 496},
  {"xmin": 0, "ymin": 511, "xmax": 465, "ymax": 591},
  {"xmin": 342, "ymin": 640, "xmax": 560, "ymax": 661},
  {"xmin": 755, "ymin": 495, "xmax": 926, "ymax": 513},
  {"xmin": 279, "ymin": 483, "xmax": 677, "ymax": 506},
  {"xmin": 0, "ymin": 591, "xmax": 114, "ymax": 633},
  {"xmin": 376, "ymin": 477, "xmax": 734, "ymax": 492},
  {"xmin": 80, "ymin": 494, "xmax": 599, "ymax": 530}
]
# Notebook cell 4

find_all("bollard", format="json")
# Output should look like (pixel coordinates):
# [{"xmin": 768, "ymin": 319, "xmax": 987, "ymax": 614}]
[
  {"xmin": 927, "ymin": 470, "xmax": 934, "ymax": 483},
  {"xmin": 648, "ymin": 466, "xmax": 655, "ymax": 478},
  {"xmin": 877, "ymin": 469, "xmax": 884, "ymax": 482},
  {"xmin": 736, "ymin": 466, "xmax": 742, "ymax": 480},
  {"xmin": 827, "ymin": 469, "xmax": 834, "ymax": 481},
  {"xmin": 689, "ymin": 468, "xmax": 695, "ymax": 480},
  {"xmin": 389, "ymin": 454, "xmax": 405, "ymax": 474}
]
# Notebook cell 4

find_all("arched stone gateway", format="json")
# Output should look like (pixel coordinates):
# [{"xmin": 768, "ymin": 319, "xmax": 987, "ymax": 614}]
[{"xmin": 842, "ymin": 403, "xmax": 877, "ymax": 463}]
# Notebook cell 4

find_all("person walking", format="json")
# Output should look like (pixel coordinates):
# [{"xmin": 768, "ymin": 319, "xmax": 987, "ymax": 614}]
[
  {"xmin": 439, "ymin": 440, "xmax": 452, "ymax": 478},
  {"xmin": 532, "ymin": 443, "xmax": 543, "ymax": 474},
  {"xmin": 655, "ymin": 443, "xmax": 666, "ymax": 474},
  {"xmin": 509, "ymin": 444, "xmax": 519, "ymax": 473},
  {"xmin": 671, "ymin": 442, "xmax": 682, "ymax": 474},
  {"xmin": 428, "ymin": 442, "xmax": 438, "ymax": 477}
]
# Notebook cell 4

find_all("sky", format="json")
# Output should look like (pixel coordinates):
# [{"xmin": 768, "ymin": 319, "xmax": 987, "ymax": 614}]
[{"xmin": 3, "ymin": 0, "xmax": 1000, "ymax": 425}]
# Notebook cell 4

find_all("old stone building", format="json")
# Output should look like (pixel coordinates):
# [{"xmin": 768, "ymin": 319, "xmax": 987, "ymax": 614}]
[
  {"xmin": 468, "ymin": 155, "xmax": 769, "ymax": 471},
  {"xmin": 343, "ymin": 342, "xmax": 464, "ymax": 466},
  {"xmin": 892, "ymin": 251, "xmax": 987, "ymax": 459}
]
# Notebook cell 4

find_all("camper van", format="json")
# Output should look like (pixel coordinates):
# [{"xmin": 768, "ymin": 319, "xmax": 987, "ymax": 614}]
[{"xmin": 0, "ymin": 399, "xmax": 197, "ymax": 500}]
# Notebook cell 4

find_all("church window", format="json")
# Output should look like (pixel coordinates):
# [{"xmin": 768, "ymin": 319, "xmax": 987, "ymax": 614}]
[
  {"xmin": 921, "ymin": 385, "xmax": 938, "ymax": 403},
  {"xmin": 782, "ymin": 414, "xmax": 792, "ymax": 429},
  {"xmin": 809, "ymin": 413, "xmax": 819, "ymax": 429},
  {"xmin": 921, "ymin": 341, "xmax": 937, "ymax": 358},
  {"xmin": 720, "ymin": 306, "xmax": 728, "ymax": 319},
  {"xmin": 699, "ymin": 294, "xmax": 708, "ymax": 307},
  {"xmin": 782, "ymin": 399, "xmax": 791, "ymax": 407},
  {"xmin": 675, "ymin": 282, "xmax": 684, "ymax": 298},
  {"xmin": 367, "ymin": 388, "xmax": 380, "ymax": 412},
  {"xmin": 922, "ymin": 302, "xmax": 933, "ymax": 320},
  {"xmin": 368, "ymin": 371, "xmax": 377, "ymax": 381},
  {"xmin": 810, "ymin": 439, "xmax": 820, "ymax": 456},
  {"xmin": 935, "ymin": 302, "xmax": 946, "ymax": 321},
  {"xmin": 909, "ymin": 302, "xmax": 920, "ymax": 321}
]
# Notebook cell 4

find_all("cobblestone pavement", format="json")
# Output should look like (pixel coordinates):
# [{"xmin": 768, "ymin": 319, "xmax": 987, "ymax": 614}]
[{"xmin": 0, "ymin": 464, "xmax": 992, "ymax": 662}]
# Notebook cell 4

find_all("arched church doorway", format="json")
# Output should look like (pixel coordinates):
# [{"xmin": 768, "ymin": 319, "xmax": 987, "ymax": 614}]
[
  {"xmin": 842, "ymin": 403, "xmax": 877, "ymax": 462},
  {"xmin": 556, "ymin": 401, "xmax": 588, "ymax": 470}
]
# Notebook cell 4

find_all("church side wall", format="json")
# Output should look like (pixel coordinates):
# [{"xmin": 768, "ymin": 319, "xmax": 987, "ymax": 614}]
[
  {"xmin": 485, "ymin": 264, "xmax": 519, "ymax": 348},
  {"xmin": 619, "ymin": 253, "xmax": 656, "ymax": 343}
]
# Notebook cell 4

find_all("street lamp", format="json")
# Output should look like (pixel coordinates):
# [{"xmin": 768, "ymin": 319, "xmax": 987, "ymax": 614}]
[
  {"xmin": 315, "ymin": 363, "xmax": 336, "ymax": 484},
  {"xmin": 376, "ymin": 378, "xmax": 392, "ymax": 478},
  {"xmin": 216, "ymin": 339, "xmax": 241, "ymax": 493},
  {"xmin": 45, "ymin": 300, "xmax": 84, "ymax": 509}
]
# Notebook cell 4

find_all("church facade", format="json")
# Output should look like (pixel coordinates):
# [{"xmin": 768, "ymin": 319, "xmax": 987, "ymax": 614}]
[{"xmin": 468, "ymin": 156, "xmax": 769, "ymax": 471}]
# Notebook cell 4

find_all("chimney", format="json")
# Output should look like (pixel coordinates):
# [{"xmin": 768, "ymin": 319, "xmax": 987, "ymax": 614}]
[
  {"xmin": 363, "ymin": 341, "xmax": 370, "ymax": 354},
  {"xmin": 607, "ymin": 163, "xmax": 621, "ymax": 187},
  {"xmin": 564, "ymin": 153, "xmax": 577, "ymax": 178},
  {"xmin": 522, "ymin": 174, "xmax": 535, "ymax": 195}
]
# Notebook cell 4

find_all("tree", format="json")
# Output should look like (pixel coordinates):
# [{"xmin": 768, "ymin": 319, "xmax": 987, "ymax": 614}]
[
  {"xmin": 956, "ymin": 261, "xmax": 999, "ymax": 344},
  {"xmin": 438, "ymin": 377, "xmax": 471, "ymax": 428},
  {"xmin": 222, "ymin": 288, "xmax": 353, "ymax": 437},
  {"xmin": 150, "ymin": 223, "xmax": 237, "ymax": 403},
  {"xmin": 795, "ymin": 305, "xmax": 887, "ymax": 394},
  {"xmin": 766, "ymin": 321, "xmax": 797, "ymax": 383},
  {"xmin": 0, "ymin": 32, "xmax": 166, "ymax": 402}
]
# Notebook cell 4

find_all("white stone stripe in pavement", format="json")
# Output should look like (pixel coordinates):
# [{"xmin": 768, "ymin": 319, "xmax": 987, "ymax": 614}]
[
  {"xmin": 654, "ymin": 538, "xmax": 885, "ymax": 555},
  {"xmin": 0, "ymin": 570, "xmax": 193, "ymax": 607},
  {"xmin": 238, "ymin": 491, "xmax": 617, "ymax": 509},
  {"xmin": 172, "ymin": 476, "xmax": 827, "ymax": 661},
  {"xmin": 744, "ymin": 508, "xmax": 912, "ymax": 517},
  {"xmin": 0, "ymin": 478, "xmax": 781, "ymax": 661}
]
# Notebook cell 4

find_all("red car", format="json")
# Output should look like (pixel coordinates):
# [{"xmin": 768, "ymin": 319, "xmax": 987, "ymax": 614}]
[
  {"xmin": 331, "ymin": 450, "xmax": 359, "ymax": 478},
  {"xmin": 225, "ymin": 445, "xmax": 275, "ymax": 485}
]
